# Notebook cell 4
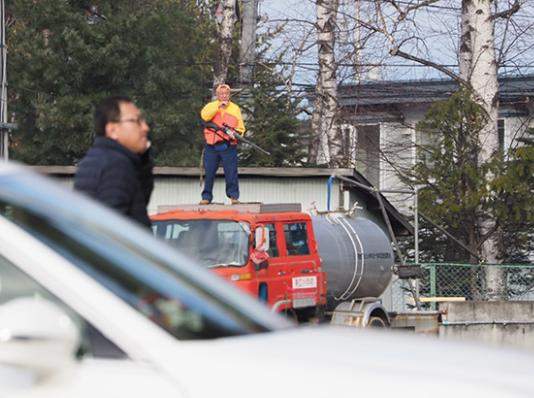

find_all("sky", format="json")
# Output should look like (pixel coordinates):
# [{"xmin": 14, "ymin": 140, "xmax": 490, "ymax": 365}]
[{"xmin": 256, "ymin": 0, "xmax": 534, "ymax": 86}]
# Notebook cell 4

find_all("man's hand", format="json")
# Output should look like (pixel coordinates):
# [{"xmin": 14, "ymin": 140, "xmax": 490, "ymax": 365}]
[{"xmin": 225, "ymin": 129, "xmax": 235, "ymax": 139}]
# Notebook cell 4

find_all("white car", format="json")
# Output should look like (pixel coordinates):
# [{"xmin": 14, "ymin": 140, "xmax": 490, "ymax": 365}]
[{"xmin": 0, "ymin": 163, "xmax": 533, "ymax": 398}]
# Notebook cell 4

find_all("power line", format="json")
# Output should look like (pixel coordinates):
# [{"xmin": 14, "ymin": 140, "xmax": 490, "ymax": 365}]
[{"xmin": 168, "ymin": 60, "xmax": 534, "ymax": 68}]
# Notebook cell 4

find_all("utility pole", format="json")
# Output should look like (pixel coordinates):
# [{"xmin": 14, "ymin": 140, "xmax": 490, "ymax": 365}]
[
  {"xmin": 239, "ymin": 0, "xmax": 257, "ymax": 85},
  {"xmin": 0, "ymin": 0, "xmax": 16, "ymax": 160}
]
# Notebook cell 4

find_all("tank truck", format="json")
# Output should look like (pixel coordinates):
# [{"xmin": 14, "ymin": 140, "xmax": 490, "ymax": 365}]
[{"xmin": 151, "ymin": 203, "xmax": 403, "ymax": 327}]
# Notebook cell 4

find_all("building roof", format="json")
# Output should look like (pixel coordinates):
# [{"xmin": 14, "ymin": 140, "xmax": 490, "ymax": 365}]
[
  {"xmin": 31, "ymin": 166, "xmax": 355, "ymax": 178},
  {"xmin": 338, "ymin": 75, "xmax": 534, "ymax": 107},
  {"xmin": 32, "ymin": 165, "xmax": 413, "ymax": 236},
  {"xmin": 338, "ymin": 170, "xmax": 414, "ymax": 236}
]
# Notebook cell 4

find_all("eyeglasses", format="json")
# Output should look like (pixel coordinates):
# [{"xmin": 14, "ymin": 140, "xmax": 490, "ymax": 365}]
[{"xmin": 116, "ymin": 116, "xmax": 146, "ymax": 126}]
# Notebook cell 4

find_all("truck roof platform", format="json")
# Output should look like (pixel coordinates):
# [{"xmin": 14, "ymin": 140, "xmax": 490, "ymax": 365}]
[{"xmin": 157, "ymin": 203, "xmax": 302, "ymax": 214}]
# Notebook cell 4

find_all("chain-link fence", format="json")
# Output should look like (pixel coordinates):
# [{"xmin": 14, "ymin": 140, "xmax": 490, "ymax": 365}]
[{"xmin": 384, "ymin": 263, "xmax": 534, "ymax": 312}]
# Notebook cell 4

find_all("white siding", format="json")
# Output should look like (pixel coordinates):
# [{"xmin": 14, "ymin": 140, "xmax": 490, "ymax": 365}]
[
  {"xmin": 380, "ymin": 122, "xmax": 415, "ymax": 214},
  {"xmin": 506, "ymin": 116, "xmax": 531, "ymax": 151},
  {"xmin": 50, "ymin": 173, "xmax": 344, "ymax": 216},
  {"xmin": 148, "ymin": 176, "xmax": 342, "ymax": 215}
]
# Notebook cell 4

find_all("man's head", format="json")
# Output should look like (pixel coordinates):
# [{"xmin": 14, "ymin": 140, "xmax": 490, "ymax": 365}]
[
  {"xmin": 94, "ymin": 96, "xmax": 150, "ymax": 154},
  {"xmin": 215, "ymin": 84, "xmax": 231, "ymax": 104}
]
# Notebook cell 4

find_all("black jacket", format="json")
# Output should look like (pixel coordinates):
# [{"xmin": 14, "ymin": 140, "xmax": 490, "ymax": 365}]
[{"xmin": 74, "ymin": 137, "xmax": 154, "ymax": 227}]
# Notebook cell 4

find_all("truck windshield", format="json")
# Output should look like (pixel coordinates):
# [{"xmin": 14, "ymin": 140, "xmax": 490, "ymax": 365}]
[{"xmin": 153, "ymin": 220, "xmax": 250, "ymax": 268}]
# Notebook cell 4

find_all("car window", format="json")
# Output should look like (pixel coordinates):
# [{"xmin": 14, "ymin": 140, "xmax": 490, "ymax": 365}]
[
  {"xmin": 0, "ymin": 205, "xmax": 247, "ymax": 340},
  {"xmin": 264, "ymin": 223, "xmax": 279, "ymax": 258},
  {"xmin": 283, "ymin": 223, "xmax": 310, "ymax": 256},
  {"xmin": 0, "ymin": 170, "xmax": 290, "ymax": 338},
  {"xmin": 0, "ymin": 254, "xmax": 126, "ymax": 359}
]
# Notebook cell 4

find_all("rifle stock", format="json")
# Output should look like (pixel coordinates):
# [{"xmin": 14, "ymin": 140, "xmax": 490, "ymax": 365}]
[{"xmin": 202, "ymin": 121, "xmax": 271, "ymax": 156}]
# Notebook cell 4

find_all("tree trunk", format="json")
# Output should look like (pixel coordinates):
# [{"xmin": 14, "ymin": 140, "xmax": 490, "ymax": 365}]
[
  {"xmin": 213, "ymin": 0, "xmax": 237, "ymax": 90},
  {"xmin": 239, "ymin": 0, "xmax": 257, "ymax": 85},
  {"xmin": 459, "ymin": 0, "xmax": 504, "ymax": 299},
  {"xmin": 313, "ymin": 0, "xmax": 340, "ymax": 166}
]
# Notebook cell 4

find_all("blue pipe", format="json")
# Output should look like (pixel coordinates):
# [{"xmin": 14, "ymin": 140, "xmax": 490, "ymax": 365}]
[{"xmin": 327, "ymin": 175, "xmax": 335, "ymax": 212}]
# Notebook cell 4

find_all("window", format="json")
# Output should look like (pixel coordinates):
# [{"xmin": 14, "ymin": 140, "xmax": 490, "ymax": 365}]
[
  {"xmin": 355, "ymin": 124, "xmax": 380, "ymax": 187},
  {"xmin": 0, "ymin": 255, "xmax": 126, "ymax": 359},
  {"xmin": 153, "ymin": 219, "xmax": 250, "ymax": 268},
  {"xmin": 283, "ymin": 223, "xmax": 310, "ymax": 256},
  {"xmin": 264, "ymin": 223, "xmax": 279, "ymax": 257},
  {"xmin": 498, "ymin": 119, "xmax": 505, "ymax": 153},
  {"xmin": 0, "ymin": 203, "xmax": 261, "ymax": 340}
]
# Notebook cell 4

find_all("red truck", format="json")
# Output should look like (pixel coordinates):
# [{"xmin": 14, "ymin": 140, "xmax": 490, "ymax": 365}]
[{"xmin": 152, "ymin": 203, "xmax": 394, "ymax": 326}]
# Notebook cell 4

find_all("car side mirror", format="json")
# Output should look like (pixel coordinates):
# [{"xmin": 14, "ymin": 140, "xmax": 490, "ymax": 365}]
[
  {"xmin": 255, "ymin": 226, "xmax": 270, "ymax": 252},
  {"xmin": 0, "ymin": 297, "xmax": 80, "ymax": 381}
]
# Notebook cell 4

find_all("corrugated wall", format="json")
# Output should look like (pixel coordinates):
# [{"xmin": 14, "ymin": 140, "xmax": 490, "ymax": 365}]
[
  {"xmin": 149, "ymin": 176, "xmax": 341, "ymax": 214},
  {"xmin": 53, "ymin": 174, "xmax": 342, "ymax": 215}
]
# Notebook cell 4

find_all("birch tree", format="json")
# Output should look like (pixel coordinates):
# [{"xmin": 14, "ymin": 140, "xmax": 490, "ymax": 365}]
[
  {"xmin": 459, "ymin": 0, "xmax": 501, "ymax": 299},
  {"xmin": 213, "ymin": 0, "xmax": 238, "ymax": 89},
  {"xmin": 312, "ymin": 0, "xmax": 340, "ymax": 166}
]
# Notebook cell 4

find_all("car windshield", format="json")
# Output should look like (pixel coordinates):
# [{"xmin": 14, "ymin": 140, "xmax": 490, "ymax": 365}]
[
  {"xmin": 0, "ymin": 165, "xmax": 290, "ymax": 340},
  {"xmin": 153, "ymin": 220, "xmax": 250, "ymax": 268}
]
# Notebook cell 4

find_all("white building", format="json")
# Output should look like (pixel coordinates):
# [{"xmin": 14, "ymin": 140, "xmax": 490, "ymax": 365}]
[{"xmin": 338, "ymin": 75, "xmax": 534, "ymax": 214}]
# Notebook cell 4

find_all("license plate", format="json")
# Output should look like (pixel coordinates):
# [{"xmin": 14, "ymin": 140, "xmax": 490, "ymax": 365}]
[
  {"xmin": 292, "ymin": 276, "xmax": 317, "ymax": 289},
  {"xmin": 293, "ymin": 297, "xmax": 316, "ymax": 308}
]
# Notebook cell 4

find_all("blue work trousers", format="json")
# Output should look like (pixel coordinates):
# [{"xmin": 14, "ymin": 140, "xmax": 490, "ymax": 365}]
[{"xmin": 202, "ymin": 144, "xmax": 239, "ymax": 202}]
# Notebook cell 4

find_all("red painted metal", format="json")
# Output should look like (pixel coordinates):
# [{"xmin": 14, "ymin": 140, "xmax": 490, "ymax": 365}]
[{"xmin": 152, "ymin": 208, "xmax": 327, "ymax": 313}]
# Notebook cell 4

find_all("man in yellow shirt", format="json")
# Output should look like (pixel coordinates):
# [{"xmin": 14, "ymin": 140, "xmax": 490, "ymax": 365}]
[{"xmin": 200, "ymin": 84, "xmax": 245, "ymax": 205}]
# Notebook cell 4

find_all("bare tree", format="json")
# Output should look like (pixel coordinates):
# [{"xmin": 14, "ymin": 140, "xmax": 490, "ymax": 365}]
[
  {"xmin": 213, "ymin": 0, "xmax": 238, "ymax": 89},
  {"xmin": 312, "ymin": 0, "xmax": 341, "ymax": 165},
  {"xmin": 239, "ymin": 0, "xmax": 257, "ymax": 85}
]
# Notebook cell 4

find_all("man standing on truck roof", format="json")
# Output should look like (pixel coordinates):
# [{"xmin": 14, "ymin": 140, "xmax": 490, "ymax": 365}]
[
  {"xmin": 74, "ymin": 96, "xmax": 154, "ymax": 228},
  {"xmin": 199, "ymin": 84, "xmax": 245, "ymax": 205}
]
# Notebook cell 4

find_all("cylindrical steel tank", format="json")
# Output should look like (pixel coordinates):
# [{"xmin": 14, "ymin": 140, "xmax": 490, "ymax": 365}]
[{"xmin": 311, "ymin": 214, "xmax": 393, "ymax": 310}]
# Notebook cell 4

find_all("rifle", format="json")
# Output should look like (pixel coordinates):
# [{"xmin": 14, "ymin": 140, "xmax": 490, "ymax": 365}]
[{"xmin": 203, "ymin": 121, "xmax": 271, "ymax": 156}]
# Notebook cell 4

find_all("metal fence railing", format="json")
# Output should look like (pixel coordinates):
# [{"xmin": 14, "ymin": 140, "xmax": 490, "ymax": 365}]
[{"xmin": 385, "ymin": 263, "xmax": 534, "ymax": 312}]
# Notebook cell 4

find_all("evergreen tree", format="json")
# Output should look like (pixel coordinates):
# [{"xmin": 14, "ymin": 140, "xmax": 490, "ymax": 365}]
[
  {"xmin": 237, "ymin": 62, "xmax": 306, "ymax": 167},
  {"xmin": 407, "ymin": 90, "xmax": 533, "ymax": 265},
  {"xmin": 7, "ymin": 0, "xmax": 214, "ymax": 165},
  {"xmin": 494, "ymin": 127, "xmax": 534, "ymax": 263}
]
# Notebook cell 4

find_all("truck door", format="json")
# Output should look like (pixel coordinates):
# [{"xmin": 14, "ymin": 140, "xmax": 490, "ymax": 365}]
[
  {"xmin": 281, "ymin": 222, "xmax": 321, "ymax": 310},
  {"xmin": 255, "ymin": 223, "xmax": 285, "ymax": 307},
  {"xmin": 259, "ymin": 221, "xmax": 321, "ymax": 312}
]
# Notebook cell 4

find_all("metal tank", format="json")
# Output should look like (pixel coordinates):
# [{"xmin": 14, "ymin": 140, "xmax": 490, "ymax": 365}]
[{"xmin": 311, "ymin": 214, "xmax": 393, "ymax": 310}]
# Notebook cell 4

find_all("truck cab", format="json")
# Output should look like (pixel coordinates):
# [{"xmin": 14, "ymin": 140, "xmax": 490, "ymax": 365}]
[{"xmin": 152, "ymin": 204, "xmax": 327, "ymax": 319}]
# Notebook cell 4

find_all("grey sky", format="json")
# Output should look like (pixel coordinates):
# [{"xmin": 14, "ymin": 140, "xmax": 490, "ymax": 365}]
[{"xmin": 257, "ymin": 0, "xmax": 534, "ymax": 85}]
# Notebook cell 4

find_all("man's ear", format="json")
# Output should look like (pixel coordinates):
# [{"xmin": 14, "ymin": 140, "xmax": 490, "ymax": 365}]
[{"xmin": 105, "ymin": 122, "xmax": 118, "ymax": 140}]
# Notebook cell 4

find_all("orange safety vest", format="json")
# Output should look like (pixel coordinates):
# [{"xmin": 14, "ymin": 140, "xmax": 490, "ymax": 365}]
[{"xmin": 203, "ymin": 110, "xmax": 239, "ymax": 145}]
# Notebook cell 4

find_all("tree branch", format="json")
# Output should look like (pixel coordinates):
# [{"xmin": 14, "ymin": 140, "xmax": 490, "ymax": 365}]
[
  {"xmin": 490, "ymin": 0, "xmax": 521, "ymax": 21},
  {"xmin": 389, "ymin": 47, "xmax": 472, "ymax": 89}
]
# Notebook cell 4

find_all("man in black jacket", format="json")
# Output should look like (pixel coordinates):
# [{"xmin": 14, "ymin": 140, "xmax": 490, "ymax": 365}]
[{"xmin": 74, "ymin": 96, "xmax": 154, "ymax": 227}]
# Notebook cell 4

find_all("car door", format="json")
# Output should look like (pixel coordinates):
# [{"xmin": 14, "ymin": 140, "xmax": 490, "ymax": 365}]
[{"xmin": 0, "ymin": 250, "xmax": 183, "ymax": 398}]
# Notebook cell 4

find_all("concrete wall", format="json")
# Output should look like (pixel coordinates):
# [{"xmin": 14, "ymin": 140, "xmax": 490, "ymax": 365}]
[{"xmin": 439, "ymin": 301, "xmax": 534, "ymax": 350}]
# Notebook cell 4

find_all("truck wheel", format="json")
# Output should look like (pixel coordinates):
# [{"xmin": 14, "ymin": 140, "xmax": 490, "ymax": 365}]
[
  {"xmin": 368, "ymin": 316, "xmax": 388, "ymax": 328},
  {"xmin": 283, "ymin": 308, "xmax": 299, "ymax": 322}
]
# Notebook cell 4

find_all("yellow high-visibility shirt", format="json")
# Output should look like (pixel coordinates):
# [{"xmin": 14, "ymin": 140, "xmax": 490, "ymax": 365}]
[{"xmin": 200, "ymin": 100, "xmax": 245, "ymax": 135}]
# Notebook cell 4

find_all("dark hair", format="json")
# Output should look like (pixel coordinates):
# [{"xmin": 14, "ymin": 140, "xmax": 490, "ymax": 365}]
[{"xmin": 94, "ymin": 96, "xmax": 133, "ymax": 136}]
